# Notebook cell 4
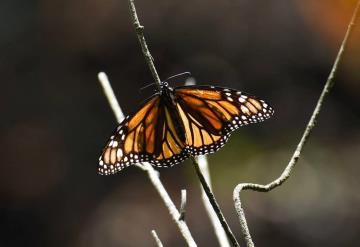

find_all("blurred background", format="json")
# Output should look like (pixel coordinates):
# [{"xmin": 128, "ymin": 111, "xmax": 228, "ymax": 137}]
[{"xmin": 1, "ymin": 0, "xmax": 360, "ymax": 246}]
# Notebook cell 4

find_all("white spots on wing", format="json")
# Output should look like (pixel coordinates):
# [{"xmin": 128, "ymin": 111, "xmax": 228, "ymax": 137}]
[
  {"xmin": 116, "ymin": 149, "xmax": 123, "ymax": 159},
  {"xmin": 227, "ymin": 97, "xmax": 233, "ymax": 102},
  {"xmin": 239, "ymin": 95, "xmax": 248, "ymax": 103},
  {"xmin": 121, "ymin": 134, "xmax": 125, "ymax": 141},
  {"xmin": 99, "ymin": 160, "xmax": 104, "ymax": 166},
  {"xmin": 124, "ymin": 156, "xmax": 128, "ymax": 162},
  {"xmin": 110, "ymin": 135, "xmax": 114, "ymax": 140},
  {"xmin": 238, "ymin": 97, "xmax": 246, "ymax": 103},
  {"xmin": 241, "ymin": 105, "xmax": 250, "ymax": 114},
  {"xmin": 108, "ymin": 140, "xmax": 114, "ymax": 147},
  {"xmin": 112, "ymin": 141, "xmax": 118, "ymax": 147},
  {"xmin": 225, "ymin": 92, "xmax": 231, "ymax": 96}
]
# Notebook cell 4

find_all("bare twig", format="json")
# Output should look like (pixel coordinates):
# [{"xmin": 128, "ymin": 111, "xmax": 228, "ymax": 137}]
[
  {"xmin": 186, "ymin": 78, "xmax": 231, "ymax": 247},
  {"xmin": 196, "ymin": 156, "xmax": 231, "ymax": 247},
  {"xmin": 98, "ymin": 72, "xmax": 197, "ymax": 247},
  {"xmin": 179, "ymin": 189, "xmax": 187, "ymax": 221},
  {"xmin": 128, "ymin": 0, "xmax": 162, "ymax": 89},
  {"xmin": 151, "ymin": 230, "xmax": 164, "ymax": 247},
  {"xmin": 192, "ymin": 158, "xmax": 240, "ymax": 247},
  {"xmin": 233, "ymin": 1, "xmax": 360, "ymax": 247},
  {"xmin": 98, "ymin": 72, "xmax": 124, "ymax": 123}
]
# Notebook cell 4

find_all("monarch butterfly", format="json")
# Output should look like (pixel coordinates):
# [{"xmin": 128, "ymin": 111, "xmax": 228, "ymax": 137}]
[{"xmin": 98, "ymin": 82, "xmax": 274, "ymax": 175}]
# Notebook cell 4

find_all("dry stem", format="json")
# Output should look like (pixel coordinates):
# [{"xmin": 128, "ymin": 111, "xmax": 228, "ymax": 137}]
[{"xmin": 233, "ymin": 1, "xmax": 360, "ymax": 246}]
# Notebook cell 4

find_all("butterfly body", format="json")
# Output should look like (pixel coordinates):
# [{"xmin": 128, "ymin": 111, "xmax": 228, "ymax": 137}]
[
  {"xmin": 158, "ymin": 82, "xmax": 187, "ymax": 142},
  {"xmin": 99, "ymin": 82, "xmax": 274, "ymax": 175}
]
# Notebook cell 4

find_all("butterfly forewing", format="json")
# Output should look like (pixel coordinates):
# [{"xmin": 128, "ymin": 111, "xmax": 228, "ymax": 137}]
[
  {"xmin": 174, "ymin": 85, "xmax": 274, "ymax": 156},
  {"xmin": 98, "ymin": 94, "xmax": 188, "ymax": 175}
]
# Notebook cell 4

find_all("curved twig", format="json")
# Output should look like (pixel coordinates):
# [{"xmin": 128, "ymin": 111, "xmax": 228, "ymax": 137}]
[{"xmin": 233, "ymin": 1, "xmax": 360, "ymax": 247}]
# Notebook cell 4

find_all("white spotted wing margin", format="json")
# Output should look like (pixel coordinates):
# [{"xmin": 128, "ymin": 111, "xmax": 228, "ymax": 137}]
[{"xmin": 174, "ymin": 85, "xmax": 274, "ymax": 156}]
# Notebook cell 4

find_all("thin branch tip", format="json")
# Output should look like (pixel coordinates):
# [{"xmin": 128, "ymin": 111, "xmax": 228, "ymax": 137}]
[
  {"xmin": 128, "ymin": 0, "xmax": 162, "ymax": 87},
  {"xmin": 151, "ymin": 230, "xmax": 164, "ymax": 247}
]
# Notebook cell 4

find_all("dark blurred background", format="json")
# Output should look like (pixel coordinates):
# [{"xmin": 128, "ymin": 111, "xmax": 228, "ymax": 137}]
[{"xmin": 1, "ymin": 0, "xmax": 360, "ymax": 246}]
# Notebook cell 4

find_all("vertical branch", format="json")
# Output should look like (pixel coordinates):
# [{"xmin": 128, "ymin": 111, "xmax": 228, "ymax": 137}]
[
  {"xmin": 128, "ymin": 0, "xmax": 162, "ymax": 89},
  {"xmin": 98, "ymin": 73, "xmax": 197, "ymax": 247},
  {"xmin": 233, "ymin": 1, "xmax": 360, "ymax": 247},
  {"xmin": 192, "ymin": 158, "xmax": 240, "ymax": 247},
  {"xmin": 196, "ymin": 155, "xmax": 231, "ymax": 247}
]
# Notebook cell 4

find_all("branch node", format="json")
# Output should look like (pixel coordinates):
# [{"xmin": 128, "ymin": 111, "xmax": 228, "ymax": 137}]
[{"xmin": 136, "ymin": 25, "xmax": 144, "ymax": 33}]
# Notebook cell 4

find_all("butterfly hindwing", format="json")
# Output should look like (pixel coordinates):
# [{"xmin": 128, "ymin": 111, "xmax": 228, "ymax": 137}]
[
  {"xmin": 98, "ymin": 95, "xmax": 188, "ymax": 175},
  {"xmin": 174, "ymin": 85, "xmax": 274, "ymax": 156}
]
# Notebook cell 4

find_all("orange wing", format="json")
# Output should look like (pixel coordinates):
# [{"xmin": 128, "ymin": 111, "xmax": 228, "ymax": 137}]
[
  {"xmin": 98, "ymin": 95, "xmax": 188, "ymax": 175},
  {"xmin": 174, "ymin": 85, "xmax": 274, "ymax": 156}
]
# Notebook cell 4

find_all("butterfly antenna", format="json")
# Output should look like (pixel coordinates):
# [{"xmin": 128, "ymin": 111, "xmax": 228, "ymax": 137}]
[
  {"xmin": 139, "ymin": 82, "xmax": 156, "ymax": 91},
  {"xmin": 164, "ymin": 72, "xmax": 191, "ymax": 82}
]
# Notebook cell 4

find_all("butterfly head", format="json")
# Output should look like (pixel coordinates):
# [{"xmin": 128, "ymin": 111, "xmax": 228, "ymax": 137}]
[
  {"xmin": 161, "ymin": 81, "xmax": 169, "ymax": 87},
  {"xmin": 160, "ymin": 81, "xmax": 173, "ymax": 92},
  {"xmin": 159, "ymin": 72, "xmax": 191, "ymax": 93}
]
